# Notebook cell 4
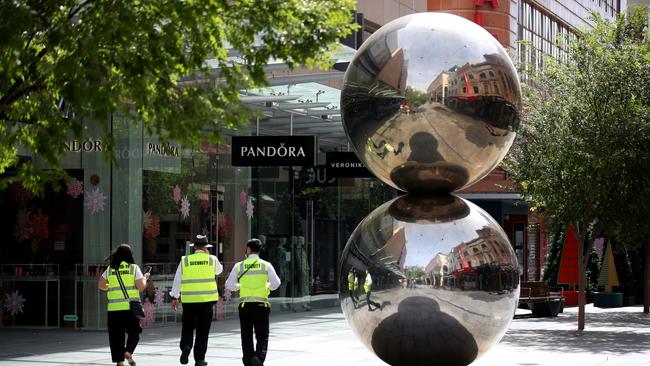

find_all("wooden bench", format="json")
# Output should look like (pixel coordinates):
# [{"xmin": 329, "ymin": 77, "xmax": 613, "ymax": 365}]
[{"xmin": 518, "ymin": 281, "xmax": 564, "ymax": 317}]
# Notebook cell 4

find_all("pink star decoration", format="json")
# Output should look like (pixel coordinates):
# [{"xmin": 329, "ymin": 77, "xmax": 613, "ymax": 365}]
[
  {"xmin": 84, "ymin": 188, "xmax": 107, "ymax": 214},
  {"xmin": 4, "ymin": 291, "xmax": 26, "ymax": 316},
  {"xmin": 245, "ymin": 197, "xmax": 254, "ymax": 220},
  {"xmin": 180, "ymin": 196, "xmax": 190, "ymax": 219}
]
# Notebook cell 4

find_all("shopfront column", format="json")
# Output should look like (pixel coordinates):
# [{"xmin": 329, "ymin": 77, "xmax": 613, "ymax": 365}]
[{"xmin": 111, "ymin": 116, "xmax": 143, "ymax": 264}]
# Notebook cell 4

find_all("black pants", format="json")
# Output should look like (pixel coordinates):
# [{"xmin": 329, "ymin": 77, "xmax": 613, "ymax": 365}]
[
  {"xmin": 180, "ymin": 302, "xmax": 214, "ymax": 362},
  {"xmin": 107, "ymin": 310, "xmax": 142, "ymax": 362},
  {"xmin": 238, "ymin": 302, "xmax": 270, "ymax": 366},
  {"xmin": 366, "ymin": 291, "xmax": 381, "ymax": 310}
]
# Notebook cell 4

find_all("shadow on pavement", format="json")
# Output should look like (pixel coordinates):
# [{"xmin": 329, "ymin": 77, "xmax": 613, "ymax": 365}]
[{"xmin": 505, "ymin": 310, "xmax": 650, "ymax": 354}]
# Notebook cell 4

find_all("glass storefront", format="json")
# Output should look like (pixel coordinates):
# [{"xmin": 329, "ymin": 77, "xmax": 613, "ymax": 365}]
[{"xmin": 0, "ymin": 117, "xmax": 397, "ymax": 328}]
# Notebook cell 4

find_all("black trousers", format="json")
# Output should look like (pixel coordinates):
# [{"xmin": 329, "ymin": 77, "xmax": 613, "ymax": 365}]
[
  {"xmin": 366, "ymin": 291, "xmax": 381, "ymax": 310},
  {"xmin": 238, "ymin": 302, "xmax": 270, "ymax": 366},
  {"xmin": 107, "ymin": 310, "xmax": 142, "ymax": 362},
  {"xmin": 180, "ymin": 302, "xmax": 214, "ymax": 362}
]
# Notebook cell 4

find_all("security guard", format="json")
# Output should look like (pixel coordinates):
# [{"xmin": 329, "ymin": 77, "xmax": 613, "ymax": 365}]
[
  {"xmin": 347, "ymin": 269, "xmax": 359, "ymax": 306},
  {"xmin": 170, "ymin": 235, "xmax": 223, "ymax": 366},
  {"xmin": 97, "ymin": 244, "xmax": 148, "ymax": 366},
  {"xmin": 226, "ymin": 239, "xmax": 281, "ymax": 366},
  {"xmin": 364, "ymin": 269, "xmax": 381, "ymax": 311}
]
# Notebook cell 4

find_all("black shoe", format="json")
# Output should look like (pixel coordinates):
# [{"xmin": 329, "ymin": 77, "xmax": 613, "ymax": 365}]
[
  {"xmin": 195, "ymin": 361, "xmax": 207, "ymax": 366},
  {"xmin": 251, "ymin": 356, "xmax": 263, "ymax": 366},
  {"xmin": 180, "ymin": 346, "xmax": 191, "ymax": 365}
]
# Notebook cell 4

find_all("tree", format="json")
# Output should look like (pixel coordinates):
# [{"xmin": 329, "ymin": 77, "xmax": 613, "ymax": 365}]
[
  {"xmin": 0, "ymin": 0, "xmax": 356, "ymax": 193},
  {"xmin": 506, "ymin": 7, "xmax": 649, "ymax": 330}
]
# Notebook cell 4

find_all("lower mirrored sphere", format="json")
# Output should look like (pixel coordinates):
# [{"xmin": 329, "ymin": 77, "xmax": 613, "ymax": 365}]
[{"xmin": 340, "ymin": 194, "xmax": 519, "ymax": 366}]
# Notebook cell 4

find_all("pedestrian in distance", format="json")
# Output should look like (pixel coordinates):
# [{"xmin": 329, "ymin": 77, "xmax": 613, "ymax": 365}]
[
  {"xmin": 226, "ymin": 238, "xmax": 281, "ymax": 366},
  {"xmin": 97, "ymin": 244, "xmax": 150, "ymax": 366},
  {"xmin": 170, "ymin": 234, "xmax": 223, "ymax": 366},
  {"xmin": 347, "ymin": 268, "xmax": 359, "ymax": 307},
  {"xmin": 364, "ymin": 269, "xmax": 381, "ymax": 311}
]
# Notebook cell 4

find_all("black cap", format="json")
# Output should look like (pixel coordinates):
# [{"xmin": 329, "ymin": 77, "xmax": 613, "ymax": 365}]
[
  {"xmin": 191, "ymin": 235, "xmax": 213, "ymax": 248},
  {"xmin": 246, "ymin": 238, "xmax": 262, "ymax": 252}
]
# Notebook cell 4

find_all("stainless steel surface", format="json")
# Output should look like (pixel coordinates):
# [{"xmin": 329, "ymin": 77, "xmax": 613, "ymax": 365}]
[
  {"xmin": 340, "ymin": 194, "xmax": 519, "ymax": 366},
  {"xmin": 341, "ymin": 13, "xmax": 521, "ymax": 193}
]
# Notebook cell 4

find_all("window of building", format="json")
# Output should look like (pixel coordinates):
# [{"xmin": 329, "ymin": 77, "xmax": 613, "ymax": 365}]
[
  {"xmin": 479, "ymin": 72, "xmax": 486, "ymax": 79},
  {"xmin": 473, "ymin": 86, "xmax": 479, "ymax": 94},
  {"xmin": 518, "ymin": 0, "xmax": 578, "ymax": 82}
]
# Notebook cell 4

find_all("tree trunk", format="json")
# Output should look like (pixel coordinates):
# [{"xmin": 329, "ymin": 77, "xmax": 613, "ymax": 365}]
[
  {"xmin": 578, "ymin": 236, "xmax": 586, "ymax": 330},
  {"xmin": 643, "ymin": 237, "xmax": 650, "ymax": 314}
]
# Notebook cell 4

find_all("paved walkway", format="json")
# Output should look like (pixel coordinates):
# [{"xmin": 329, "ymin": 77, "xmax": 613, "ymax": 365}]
[{"xmin": 0, "ymin": 305, "xmax": 649, "ymax": 365}]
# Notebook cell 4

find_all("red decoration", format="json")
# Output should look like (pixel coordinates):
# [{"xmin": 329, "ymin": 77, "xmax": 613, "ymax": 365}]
[
  {"xmin": 30, "ymin": 209, "xmax": 49, "ymax": 239},
  {"xmin": 475, "ymin": 0, "xmax": 499, "ymax": 7},
  {"xmin": 557, "ymin": 224, "xmax": 579, "ymax": 284},
  {"xmin": 218, "ymin": 213, "xmax": 233, "ymax": 239}
]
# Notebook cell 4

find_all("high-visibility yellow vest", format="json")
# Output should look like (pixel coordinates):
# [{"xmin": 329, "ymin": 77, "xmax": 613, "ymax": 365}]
[
  {"xmin": 347, "ymin": 273, "xmax": 358, "ymax": 291},
  {"xmin": 364, "ymin": 275, "xmax": 372, "ymax": 293},
  {"xmin": 237, "ymin": 257, "xmax": 270, "ymax": 304},
  {"xmin": 107, "ymin": 262, "xmax": 140, "ymax": 311},
  {"xmin": 180, "ymin": 252, "xmax": 218, "ymax": 303}
]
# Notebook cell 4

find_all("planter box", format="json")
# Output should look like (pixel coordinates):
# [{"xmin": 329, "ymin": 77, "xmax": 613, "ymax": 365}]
[
  {"xmin": 560, "ymin": 290, "xmax": 579, "ymax": 306},
  {"xmin": 594, "ymin": 292, "xmax": 623, "ymax": 308},
  {"xmin": 623, "ymin": 295, "xmax": 636, "ymax": 306}
]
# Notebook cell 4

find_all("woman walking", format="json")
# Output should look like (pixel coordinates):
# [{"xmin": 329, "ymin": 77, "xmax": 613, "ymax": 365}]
[{"xmin": 97, "ymin": 244, "xmax": 149, "ymax": 366}]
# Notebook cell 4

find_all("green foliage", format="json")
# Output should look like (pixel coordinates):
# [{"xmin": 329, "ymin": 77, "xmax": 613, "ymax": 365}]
[
  {"xmin": 404, "ymin": 265, "xmax": 425, "ymax": 280},
  {"xmin": 506, "ymin": 7, "xmax": 650, "ymax": 246},
  {"xmin": 542, "ymin": 227, "xmax": 564, "ymax": 286},
  {"xmin": 0, "ymin": 0, "xmax": 356, "ymax": 194}
]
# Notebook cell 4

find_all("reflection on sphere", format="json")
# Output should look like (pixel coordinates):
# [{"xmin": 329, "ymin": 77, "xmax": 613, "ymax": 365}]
[
  {"xmin": 339, "ymin": 194, "xmax": 519, "ymax": 366},
  {"xmin": 341, "ymin": 13, "xmax": 522, "ymax": 193}
]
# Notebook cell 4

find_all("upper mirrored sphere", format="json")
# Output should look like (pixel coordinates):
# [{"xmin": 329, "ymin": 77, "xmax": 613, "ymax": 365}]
[
  {"xmin": 340, "ymin": 194, "xmax": 520, "ymax": 366},
  {"xmin": 341, "ymin": 13, "xmax": 521, "ymax": 193}
]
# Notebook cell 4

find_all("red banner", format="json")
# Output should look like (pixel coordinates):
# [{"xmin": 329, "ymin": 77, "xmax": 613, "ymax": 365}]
[{"xmin": 557, "ymin": 224, "xmax": 579, "ymax": 284}]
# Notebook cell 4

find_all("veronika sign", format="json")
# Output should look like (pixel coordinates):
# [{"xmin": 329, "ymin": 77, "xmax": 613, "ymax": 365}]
[
  {"xmin": 231, "ymin": 136, "xmax": 317, "ymax": 167},
  {"xmin": 326, "ymin": 152, "xmax": 373, "ymax": 178}
]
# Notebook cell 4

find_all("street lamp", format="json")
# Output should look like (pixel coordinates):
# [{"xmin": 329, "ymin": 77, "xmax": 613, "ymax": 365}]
[{"xmin": 315, "ymin": 89, "xmax": 325, "ymax": 102}]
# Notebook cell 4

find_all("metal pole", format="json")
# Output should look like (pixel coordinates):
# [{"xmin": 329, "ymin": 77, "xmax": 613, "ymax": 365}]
[
  {"xmin": 256, "ymin": 117, "xmax": 260, "ymax": 136},
  {"xmin": 45, "ymin": 279, "xmax": 48, "ymax": 328},
  {"xmin": 290, "ymin": 113, "xmax": 293, "ymax": 136}
]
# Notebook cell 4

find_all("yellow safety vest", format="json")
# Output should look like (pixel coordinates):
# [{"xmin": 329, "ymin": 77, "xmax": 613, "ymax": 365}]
[
  {"xmin": 180, "ymin": 252, "xmax": 218, "ymax": 303},
  {"xmin": 107, "ymin": 262, "xmax": 140, "ymax": 311},
  {"xmin": 347, "ymin": 273, "xmax": 358, "ymax": 291},
  {"xmin": 237, "ymin": 257, "xmax": 270, "ymax": 304},
  {"xmin": 364, "ymin": 276, "xmax": 372, "ymax": 293}
]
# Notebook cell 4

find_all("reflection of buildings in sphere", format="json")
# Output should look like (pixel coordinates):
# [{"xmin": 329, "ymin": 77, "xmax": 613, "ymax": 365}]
[
  {"xmin": 339, "ymin": 194, "xmax": 519, "ymax": 366},
  {"xmin": 341, "ymin": 12, "xmax": 522, "ymax": 193},
  {"xmin": 425, "ymin": 253, "xmax": 449, "ymax": 288}
]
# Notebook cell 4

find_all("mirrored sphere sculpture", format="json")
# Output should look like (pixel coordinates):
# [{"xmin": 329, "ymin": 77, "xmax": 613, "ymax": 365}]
[
  {"xmin": 341, "ymin": 13, "xmax": 522, "ymax": 193},
  {"xmin": 339, "ymin": 195, "xmax": 519, "ymax": 366}
]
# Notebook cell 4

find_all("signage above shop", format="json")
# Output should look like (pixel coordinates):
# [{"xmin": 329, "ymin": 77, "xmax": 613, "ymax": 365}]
[
  {"xmin": 232, "ymin": 136, "xmax": 317, "ymax": 167},
  {"xmin": 63, "ymin": 138, "xmax": 102, "ymax": 152},
  {"xmin": 326, "ymin": 152, "xmax": 373, "ymax": 178},
  {"xmin": 298, "ymin": 165, "xmax": 338, "ymax": 188},
  {"xmin": 147, "ymin": 142, "xmax": 180, "ymax": 157}
]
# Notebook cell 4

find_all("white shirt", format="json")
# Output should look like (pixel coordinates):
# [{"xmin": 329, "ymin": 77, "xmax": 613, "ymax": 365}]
[
  {"xmin": 365, "ymin": 273, "xmax": 373, "ymax": 286},
  {"xmin": 169, "ymin": 251, "xmax": 223, "ymax": 299},
  {"xmin": 225, "ymin": 254, "xmax": 281, "ymax": 292},
  {"xmin": 102, "ymin": 265, "xmax": 144, "ymax": 280}
]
